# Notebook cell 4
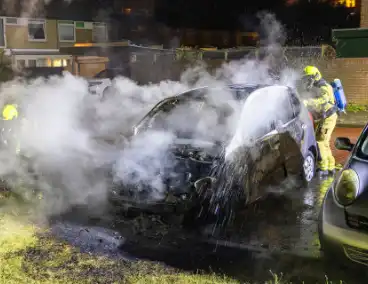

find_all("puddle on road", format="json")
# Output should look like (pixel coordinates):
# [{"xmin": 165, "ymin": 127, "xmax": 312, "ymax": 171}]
[{"xmin": 213, "ymin": 178, "xmax": 334, "ymax": 259}]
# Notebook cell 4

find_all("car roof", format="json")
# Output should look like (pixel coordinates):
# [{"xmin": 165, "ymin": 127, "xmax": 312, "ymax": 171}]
[
  {"xmin": 134, "ymin": 83, "xmax": 293, "ymax": 131},
  {"xmin": 227, "ymin": 83, "xmax": 268, "ymax": 89},
  {"xmin": 142, "ymin": 84, "xmax": 270, "ymax": 118},
  {"xmin": 171, "ymin": 84, "xmax": 270, "ymax": 101}
]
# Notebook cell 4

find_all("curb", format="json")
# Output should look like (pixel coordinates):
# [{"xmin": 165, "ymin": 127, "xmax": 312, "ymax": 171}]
[{"xmin": 336, "ymin": 123, "xmax": 365, "ymax": 128}]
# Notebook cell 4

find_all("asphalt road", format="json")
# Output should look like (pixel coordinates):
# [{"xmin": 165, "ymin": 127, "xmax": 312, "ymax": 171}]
[{"xmin": 51, "ymin": 127, "xmax": 367, "ymax": 283}]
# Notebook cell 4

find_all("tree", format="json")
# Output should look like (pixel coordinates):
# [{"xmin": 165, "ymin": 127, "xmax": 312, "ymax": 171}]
[{"xmin": 0, "ymin": 51, "xmax": 14, "ymax": 82}]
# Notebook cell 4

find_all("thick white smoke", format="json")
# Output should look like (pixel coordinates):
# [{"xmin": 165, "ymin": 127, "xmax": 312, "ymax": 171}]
[
  {"xmin": 225, "ymin": 85, "xmax": 294, "ymax": 157},
  {"xmin": 0, "ymin": 12, "xmax": 305, "ymax": 217}
]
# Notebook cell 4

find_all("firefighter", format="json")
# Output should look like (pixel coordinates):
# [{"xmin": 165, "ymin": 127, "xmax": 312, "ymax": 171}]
[
  {"xmin": 1, "ymin": 102, "xmax": 20, "ymax": 154},
  {"xmin": 2, "ymin": 103, "xmax": 18, "ymax": 121},
  {"xmin": 1, "ymin": 103, "xmax": 42, "ymax": 200},
  {"xmin": 302, "ymin": 66, "xmax": 338, "ymax": 178}
]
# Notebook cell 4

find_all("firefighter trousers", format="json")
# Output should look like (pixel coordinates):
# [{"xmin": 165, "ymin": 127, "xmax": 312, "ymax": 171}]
[{"xmin": 315, "ymin": 113, "xmax": 338, "ymax": 171}]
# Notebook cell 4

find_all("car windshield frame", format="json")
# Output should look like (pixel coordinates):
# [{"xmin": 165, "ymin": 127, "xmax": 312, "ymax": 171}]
[{"xmin": 135, "ymin": 85, "xmax": 262, "ymax": 130}]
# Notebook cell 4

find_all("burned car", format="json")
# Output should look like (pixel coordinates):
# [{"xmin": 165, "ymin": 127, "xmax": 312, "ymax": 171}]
[{"xmin": 109, "ymin": 84, "xmax": 318, "ymax": 230}]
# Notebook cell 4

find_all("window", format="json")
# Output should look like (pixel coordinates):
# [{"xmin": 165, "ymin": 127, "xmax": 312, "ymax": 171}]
[
  {"xmin": 92, "ymin": 23, "xmax": 107, "ymax": 42},
  {"xmin": 58, "ymin": 22, "xmax": 75, "ymax": 42},
  {"xmin": 123, "ymin": 8, "xmax": 131, "ymax": 14},
  {"xmin": 275, "ymin": 92, "xmax": 294, "ymax": 125},
  {"xmin": 28, "ymin": 60, "xmax": 36, "ymax": 67},
  {"xmin": 28, "ymin": 20, "xmax": 46, "ymax": 41},
  {"xmin": 36, "ymin": 58, "xmax": 47, "ymax": 67},
  {"xmin": 356, "ymin": 131, "xmax": 368, "ymax": 160},
  {"xmin": 345, "ymin": 0, "xmax": 355, "ymax": 7},
  {"xmin": 142, "ymin": 88, "xmax": 235, "ymax": 141},
  {"xmin": 236, "ymin": 86, "xmax": 290, "ymax": 140},
  {"xmin": 6, "ymin": 18, "xmax": 18, "ymax": 24},
  {"xmin": 289, "ymin": 90, "xmax": 301, "ymax": 118},
  {"xmin": 0, "ymin": 18, "xmax": 4, "ymax": 47},
  {"xmin": 51, "ymin": 59, "xmax": 68, "ymax": 67},
  {"xmin": 17, "ymin": 60, "xmax": 26, "ymax": 69},
  {"xmin": 52, "ymin": 59, "xmax": 62, "ymax": 67}
]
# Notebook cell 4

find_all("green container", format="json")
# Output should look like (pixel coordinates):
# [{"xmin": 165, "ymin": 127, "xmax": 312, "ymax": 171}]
[
  {"xmin": 75, "ymin": 22, "xmax": 84, "ymax": 28},
  {"xmin": 332, "ymin": 28, "xmax": 368, "ymax": 58}
]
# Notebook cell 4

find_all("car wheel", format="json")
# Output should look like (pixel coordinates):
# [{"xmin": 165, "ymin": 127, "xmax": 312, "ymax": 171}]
[{"xmin": 302, "ymin": 150, "xmax": 315, "ymax": 183}]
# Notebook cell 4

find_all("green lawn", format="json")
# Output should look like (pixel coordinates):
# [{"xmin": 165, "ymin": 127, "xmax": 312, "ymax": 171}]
[{"xmin": 346, "ymin": 103, "xmax": 368, "ymax": 113}]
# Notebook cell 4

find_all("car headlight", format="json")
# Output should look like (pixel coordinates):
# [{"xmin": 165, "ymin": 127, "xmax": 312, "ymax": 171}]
[{"xmin": 333, "ymin": 169, "xmax": 360, "ymax": 206}]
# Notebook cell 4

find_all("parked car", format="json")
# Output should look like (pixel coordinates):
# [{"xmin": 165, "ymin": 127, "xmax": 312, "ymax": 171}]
[
  {"xmin": 87, "ymin": 67, "xmax": 130, "ymax": 98},
  {"xmin": 109, "ymin": 84, "xmax": 318, "ymax": 232},
  {"xmin": 94, "ymin": 67, "xmax": 131, "ymax": 80},
  {"xmin": 319, "ymin": 128, "xmax": 368, "ymax": 266},
  {"xmin": 20, "ymin": 67, "xmax": 65, "ymax": 80}
]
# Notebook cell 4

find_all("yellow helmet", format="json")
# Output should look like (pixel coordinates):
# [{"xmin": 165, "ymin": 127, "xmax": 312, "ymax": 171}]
[
  {"xmin": 301, "ymin": 65, "xmax": 322, "ymax": 90},
  {"xmin": 303, "ymin": 65, "xmax": 322, "ymax": 81},
  {"xmin": 2, "ymin": 104, "xmax": 18, "ymax": 120}
]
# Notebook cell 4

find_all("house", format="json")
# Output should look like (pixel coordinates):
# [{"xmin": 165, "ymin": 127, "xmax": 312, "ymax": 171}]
[{"xmin": 0, "ymin": 16, "xmax": 108, "ymax": 70}]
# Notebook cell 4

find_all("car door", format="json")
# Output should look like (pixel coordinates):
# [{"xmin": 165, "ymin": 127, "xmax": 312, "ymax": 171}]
[
  {"xmin": 247, "ymin": 121, "xmax": 282, "ymax": 202},
  {"xmin": 278, "ymin": 89, "xmax": 305, "ymax": 177}
]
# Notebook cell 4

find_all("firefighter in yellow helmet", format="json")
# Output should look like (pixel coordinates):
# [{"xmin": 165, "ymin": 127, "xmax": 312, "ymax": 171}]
[
  {"xmin": 302, "ymin": 66, "xmax": 338, "ymax": 178},
  {"xmin": 2, "ymin": 103, "xmax": 18, "ymax": 121},
  {"xmin": 1, "ymin": 103, "xmax": 20, "ymax": 154}
]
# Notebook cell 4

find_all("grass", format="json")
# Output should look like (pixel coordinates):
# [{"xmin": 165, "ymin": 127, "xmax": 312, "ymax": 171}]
[{"xmin": 345, "ymin": 103, "xmax": 368, "ymax": 113}]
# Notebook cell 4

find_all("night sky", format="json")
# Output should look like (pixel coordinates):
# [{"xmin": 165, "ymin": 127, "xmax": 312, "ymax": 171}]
[{"xmin": 0, "ymin": 0, "xmax": 360, "ymax": 45}]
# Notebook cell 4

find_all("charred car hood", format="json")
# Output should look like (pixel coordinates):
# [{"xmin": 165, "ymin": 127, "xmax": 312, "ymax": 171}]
[{"xmin": 109, "ymin": 138, "xmax": 223, "ymax": 211}]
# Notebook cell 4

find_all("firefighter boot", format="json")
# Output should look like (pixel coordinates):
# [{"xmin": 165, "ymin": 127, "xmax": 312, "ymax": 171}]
[{"xmin": 317, "ymin": 169, "xmax": 329, "ymax": 179}]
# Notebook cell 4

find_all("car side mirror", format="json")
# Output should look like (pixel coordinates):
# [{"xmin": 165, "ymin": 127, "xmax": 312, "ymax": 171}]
[{"xmin": 335, "ymin": 137, "xmax": 354, "ymax": 152}]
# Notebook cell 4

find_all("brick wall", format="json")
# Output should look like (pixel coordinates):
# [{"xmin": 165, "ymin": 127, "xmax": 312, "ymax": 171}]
[
  {"xmin": 286, "ymin": 56, "xmax": 368, "ymax": 104},
  {"xmin": 319, "ymin": 58, "xmax": 368, "ymax": 104}
]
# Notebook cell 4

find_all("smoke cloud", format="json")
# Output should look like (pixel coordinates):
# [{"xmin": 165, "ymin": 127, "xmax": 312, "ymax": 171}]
[{"xmin": 0, "ymin": 11, "xmax": 306, "ymax": 219}]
